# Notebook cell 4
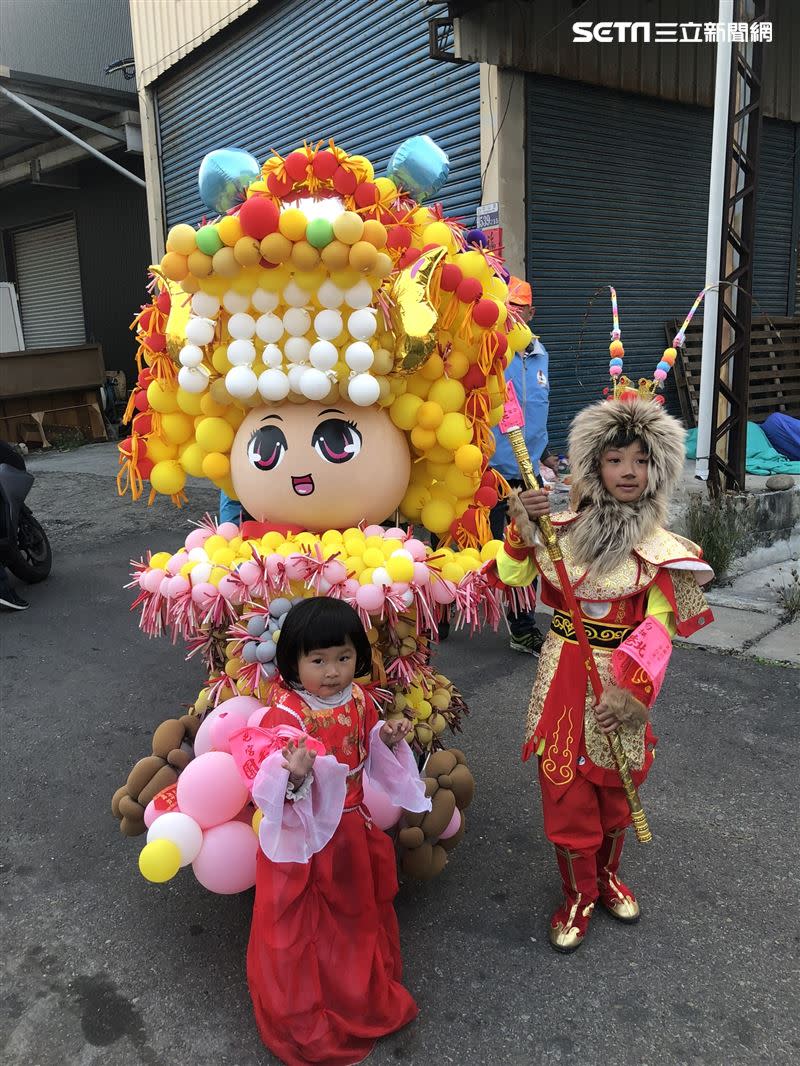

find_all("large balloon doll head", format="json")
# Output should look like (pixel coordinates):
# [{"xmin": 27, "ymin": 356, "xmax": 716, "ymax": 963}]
[{"xmin": 118, "ymin": 137, "xmax": 534, "ymax": 545}]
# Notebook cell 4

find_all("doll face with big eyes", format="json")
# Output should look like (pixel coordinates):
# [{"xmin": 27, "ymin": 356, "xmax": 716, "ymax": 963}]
[{"xmin": 231, "ymin": 400, "xmax": 412, "ymax": 530}]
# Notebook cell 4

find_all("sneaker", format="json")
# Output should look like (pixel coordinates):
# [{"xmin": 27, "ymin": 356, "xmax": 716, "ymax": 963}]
[
  {"xmin": 509, "ymin": 628, "xmax": 544, "ymax": 656},
  {"xmin": 0, "ymin": 586, "xmax": 29, "ymax": 611}
]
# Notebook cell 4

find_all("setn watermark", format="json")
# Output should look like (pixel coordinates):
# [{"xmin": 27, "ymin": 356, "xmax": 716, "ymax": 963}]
[{"xmin": 572, "ymin": 21, "xmax": 773, "ymax": 43}]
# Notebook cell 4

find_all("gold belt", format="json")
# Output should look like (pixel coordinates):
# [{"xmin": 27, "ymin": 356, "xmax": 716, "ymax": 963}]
[{"xmin": 550, "ymin": 610, "xmax": 634, "ymax": 649}]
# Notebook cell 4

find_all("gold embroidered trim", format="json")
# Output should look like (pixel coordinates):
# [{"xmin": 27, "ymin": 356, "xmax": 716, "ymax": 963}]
[
  {"xmin": 669, "ymin": 569, "xmax": 711, "ymax": 626},
  {"xmin": 550, "ymin": 610, "xmax": 634, "ymax": 649}
]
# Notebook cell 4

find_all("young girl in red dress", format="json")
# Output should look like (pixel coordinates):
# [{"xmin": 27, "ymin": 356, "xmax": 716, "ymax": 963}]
[{"xmin": 230, "ymin": 597, "xmax": 431, "ymax": 1066}]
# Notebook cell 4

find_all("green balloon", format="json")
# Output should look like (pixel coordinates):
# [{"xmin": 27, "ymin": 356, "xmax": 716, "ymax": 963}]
[
  {"xmin": 196, "ymin": 225, "xmax": 223, "ymax": 255},
  {"xmin": 306, "ymin": 217, "xmax": 334, "ymax": 249}
]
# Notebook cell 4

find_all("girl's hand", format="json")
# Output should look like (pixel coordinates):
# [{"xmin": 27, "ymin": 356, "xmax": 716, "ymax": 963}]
[
  {"xmin": 380, "ymin": 718, "xmax": 413, "ymax": 749},
  {"xmin": 593, "ymin": 686, "xmax": 649, "ymax": 735},
  {"xmin": 593, "ymin": 697, "xmax": 622, "ymax": 735},
  {"xmin": 282, "ymin": 737, "xmax": 317, "ymax": 787},
  {"xmin": 519, "ymin": 488, "xmax": 552, "ymax": 520}
]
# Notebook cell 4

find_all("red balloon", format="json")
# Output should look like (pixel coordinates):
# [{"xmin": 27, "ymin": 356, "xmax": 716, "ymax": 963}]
[
  {"xmin": 493, "ymin": 331, "xmax": 508, "ymax": 359},
  {"xmin": 460, "ymin": 508, "xmax": 479, "ymax": 534},
  {"xmin": 312, "ymin": 150, "xmax": 338, "ymax": 180},
  {"xmin": 146, "ymin": 331, "xmax": 166, "ymax": 353},
  {"xmin": 137, "ymin": 368, "xmax": 153, "ymax": 389},
  {"xmin": 472, "ymin": 299, "xmax": 499, "ymax": 328},
  {"xmin": 354, "ymin": 182, "xmax": 379, "ymax": 208},
  {"xmin": 138, "ymin": 306, "xmax": 154, "ymax": 332},
  {"xmin": 239, "ymin": 195, "xmax": 279, "ymax": 239},
  {"xmin": 267, "ymin": 171, "xmax": 293, "ymax": 198},
  {"xmin": 462, "ymin": 365, "xmax": 486, "ymax": 391},
  {"xmin": 439, "ymin": 263, "xmax": 463, "ymax": 292},
  {"xmin": 119, "ymin": 436, "xmax": 132, "ymax": 456},
  {"xmin": 284, "ymin": 151, "xmax": 310, "ymax": 182},
  {"xmin": 133, "ymin": 390, "xmax": 149, "ymax": 413},
  {"xmin": 481, "ymin": 468, "xmax": 497, "ymax": 488},
  {"xmin": 379, "ymin": 211, "xmax": 395, "ymax": 227},
  {"xmin": 475, "ymin": 486, "xmax": 498, "ymax": 508},
  {"xmin": 155, "ymin": 291, "xmax": 171, "ymax": 314},
  {"xmin": 332, "ymin": 166, "xmax": 358, "ymax": 195},
  {"xmin": 398, "ymin": 247, "xmax": 422, "ymax": 269},
  {"xmin": 132, "ymin": 413, "xmax": 152, "ymax": 435},
  {"xmin": 456, "ymin": 277, "xmax": 482, "ymax": 303},
  {"xmin": 138, "ymin": 457, "xmax": 154, "ymax": 479},
  {"xmin": 386, "ymin": 226, "xmax": 411, "ymax": 251}
]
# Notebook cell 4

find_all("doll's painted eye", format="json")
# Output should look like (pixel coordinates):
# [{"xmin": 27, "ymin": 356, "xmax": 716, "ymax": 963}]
[
  {"xmin": 311, "ymin": 418, "xmax": 362, "ymax": 465},
  {"xmin": 247, "ymin": 424, "xmax": 288, "ymax": 471}
]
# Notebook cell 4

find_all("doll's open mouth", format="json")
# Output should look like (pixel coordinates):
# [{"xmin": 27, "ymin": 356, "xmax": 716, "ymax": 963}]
[{"xmin": 291, "ymin": 474, "xmax": 315, "ymax": 496}]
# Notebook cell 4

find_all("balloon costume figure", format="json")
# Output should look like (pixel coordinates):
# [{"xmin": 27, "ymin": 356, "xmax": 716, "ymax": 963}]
[{"xmin": 112, "ymin": 135, "xmax": 537, "ymax": 898}]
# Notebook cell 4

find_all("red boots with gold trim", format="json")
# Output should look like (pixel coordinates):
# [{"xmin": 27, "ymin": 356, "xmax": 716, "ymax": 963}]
[{"xmin": 549, "ymin": 831, "xmax": 640, "ymax": 953}]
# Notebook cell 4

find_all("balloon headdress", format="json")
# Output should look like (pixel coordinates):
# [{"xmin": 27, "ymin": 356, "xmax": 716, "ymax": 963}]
[{"xmin": 119, "ymin": 137, "xmax": 534, "ymax": 546}]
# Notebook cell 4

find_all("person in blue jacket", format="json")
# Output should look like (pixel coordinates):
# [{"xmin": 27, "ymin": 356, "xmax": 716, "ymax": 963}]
[{"xmin": 490, "ymin": 278, "xmax": 558, "ymax": 654}]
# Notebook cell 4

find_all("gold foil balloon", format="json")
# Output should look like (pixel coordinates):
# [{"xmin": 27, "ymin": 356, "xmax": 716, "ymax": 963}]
[{"xmin": 391, "ymin": 246, "xmax": 447, "ymax": 373}]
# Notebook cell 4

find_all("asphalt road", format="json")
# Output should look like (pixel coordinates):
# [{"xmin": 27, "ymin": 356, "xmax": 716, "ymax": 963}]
[{"xmin": 2, "ymin": 470, "xmax": 799, "ymax": 1066}]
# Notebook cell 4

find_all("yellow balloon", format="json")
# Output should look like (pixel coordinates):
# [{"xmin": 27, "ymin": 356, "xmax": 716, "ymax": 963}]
[
  {"xmin": 217, "ymin": 215, "xmax": 243, "ymax": 247},
  {"xmin": 416, "ymin": 401, "xmax": 444, "ymax": 430},
  {"xmin": 278, "ymin": 208, "xmax": 307, "ymax": 242},
  {"xmin": 444, "ymin": 466, "xmax": 479, "ymax": 498},
  {"xmin": 252, "ymin": 808, "xmax": 263, "ymax": 834},
  {"xmin": 421, "ymin": 498, "xmax": 455, "ymax": 535},
  {"xmin": 146, "ymin": 379, "xmax": 179, "ymax": 414},
  {"xmin": 146, "ymin": 437, "xmax": 178, "ymax": 463},
  {"xmin": 386, "ymin": 555, "xmax": 414, "ymax": 583},
  {"xmin": 458, "ymin": 250, "xmax": 490, "ymax": 283},
  {"xmin": 138, "ymin": 839, "xmax": 181, "ymax": 883},
  {"xmin": 405, "ymin": 375, "xmax": 431, "ymax": 399},
  {"xmin": 454, "ymin": 444, "xmax": 484, "ymax": 474},
  {"xmin": 399, "ymin": 483, "xmax": 430, "ymax": 521},
  {"xmin": 150, "ymin": 460, "xmax": 186, "ymax": 496},
  {"xmin": 161, "ymin": 412, "xmax": 194, "ymax": 445},
  {"xmin": 436, "ymin": 412, "xmax": 473, "ymax": 451},
  {"xmin": 332, "ymin": 211, "xmax": 364, "ymax": 245},
  {"xmin": 410, "ymin": 425, "xmax": 437, "ymax": 452},
  {"xmin": 428, "ymin": 378, "xmax": 466, "ymax": 413},
  {"xmin": 419, "ymin": 353, "xmax": 444, "ymax": 382},
  {"xmin": 166, "ymin": 223, "xmax": 197, "ymax": 256},
  {"xmin": 187, "ymin": 250, "xmax": 213, "ymax": 278},
  {"xmin": 195, "ymin": 417, "xmax": 234, "ymax": 453},
  {"xmin": 179, "ymin": 443, "xmax": 206, "ymax": 477},
  {"xmin": 202, "ymin": 451, "xmax": 230, "ymax": 480},
  {"xmin": 422, "ymin": 221, "xmax": 454, "ymax": 249},
  {"xmin": 389, "ymin": 393, "xmax": 423, "ymax": 431},
  {"xmin": 176, "ymin": 387, "xmax": 204, "ymax": 415}
]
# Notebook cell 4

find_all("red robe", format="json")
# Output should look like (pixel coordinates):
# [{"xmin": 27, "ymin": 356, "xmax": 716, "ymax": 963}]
[{"xmin": 247, "ymin": 686, "xmax": 417, "ymax": 1066}]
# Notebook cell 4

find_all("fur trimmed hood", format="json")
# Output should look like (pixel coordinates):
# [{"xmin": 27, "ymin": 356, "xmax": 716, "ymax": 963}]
[{"xmin": 566, "ymin": 398, "xmax": 686, "ymax": 575}]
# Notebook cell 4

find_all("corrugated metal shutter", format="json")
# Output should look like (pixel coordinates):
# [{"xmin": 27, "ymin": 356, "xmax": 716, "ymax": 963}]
[
  {"xmin": 525, "ymin": 75, "xmax": 797, "ymax": 449},
  {"xmin": 13, "ymin": 218, "xmax": 85, "ymax": 349},
  {"xmin": 155, "ymin": 0, "xmax": 480, "ymax": 228}
]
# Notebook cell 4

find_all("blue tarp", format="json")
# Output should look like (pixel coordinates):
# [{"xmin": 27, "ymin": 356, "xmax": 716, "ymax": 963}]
[{"xmin": 685, "ymin": 422, "xmax": 800, "ymax": 476}]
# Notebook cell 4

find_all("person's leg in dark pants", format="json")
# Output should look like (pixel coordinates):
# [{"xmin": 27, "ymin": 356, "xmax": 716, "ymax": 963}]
[{"xmin": 490, "ymin": 479, "xmax": 543, "ymax": 654}]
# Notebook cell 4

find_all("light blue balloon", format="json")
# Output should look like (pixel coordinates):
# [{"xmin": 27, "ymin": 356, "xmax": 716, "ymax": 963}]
[
  {"xmin": 198, "ymin": 148, "xmax": 261, "ymax": 215},
  {"xmin": 386, "ymin": 135, "xmax": 450, "ymax": 201}
]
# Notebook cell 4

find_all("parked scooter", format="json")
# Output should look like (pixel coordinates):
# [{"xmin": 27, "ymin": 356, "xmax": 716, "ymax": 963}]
[{"xmin": 0, "ymin": 442, "xmax": 52, "ymax": 605}]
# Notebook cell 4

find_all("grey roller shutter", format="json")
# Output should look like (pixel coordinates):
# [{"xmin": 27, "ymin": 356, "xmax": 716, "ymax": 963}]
[
  {"xmin": 155, "ymin": 0, "xmax": 480, "ymax": 228},
  {"xmin": 13, "ymin": 217, "xmax": 85, "ymax": 349},
  {"xmin": 525, "ymin": 75, "xmax": 797, "ymax": 449}
]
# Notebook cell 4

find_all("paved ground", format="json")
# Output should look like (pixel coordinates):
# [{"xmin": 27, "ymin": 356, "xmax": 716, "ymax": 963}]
[{"xmin": 1, "ymin": 463, "xmax": 799, "ymax": 1066}]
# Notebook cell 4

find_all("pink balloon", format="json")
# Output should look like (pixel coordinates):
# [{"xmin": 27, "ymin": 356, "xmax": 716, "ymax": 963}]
[
  {"xmin": 412, "ymin": 562, "xmax": 430, "ymax": 585},
  {"xmin": 355, "ymin": 584, "xmax": 385, "ymax": 613},
  {"xmin": 362, "ymin": 774, "xmax": 401, "ymax": 830},
  {"xmin": 405, "ymin": 538, "xmax": 428, "ymax": 561},
  {"xmin": 177, "ymin": 751, "xmax": 249, "ymax": 829},
  {"xmin": 159, "ymin": 575, "xmax": 172, "ymax": 597},
  {"xmin": 191, "ymin": 582, "xmax": 217, "ymax": 608},
  {"xmin": 209, "ymin": 701, "xmax": 262, "ymax": 753},
  {"xmin": 284, "ymin": 553, "xmax": 308, "ymax": 580},
  {"xmin": 166, "ymin": 552, "xmax": 186, "ymax": 575},
  {"xmin": 185, "ymin": 527, "xmax": 212, "ymax": 552},
  {"xmin": 265, "ymin": 554, "xmax": 285, "ymax": 579},
  {"xmin": 191, "ymin": 821, "xmax": 257, "ymax": 894},
  {"xmin": 144, "ymin": 784, "xmax": 181, "ymax": 827},
  {"xmin": 167, "ymin": 575, "xmax": 190, "ymax": 598},
  {"xmin": 216, "ymin": 522, "xmax": 240, "ymax": 540},
  {"xmin": 382, "ymin": 527, "xmax": 407, "ymax": 540},
  {"xmin": 237, "ymin": 560, "xmax": 261, "ymax": 586},
  {"xmin": 248, "ymin": 707, "xmax": 269, "ymax": 728},
  {"xmin": 438, "ymin": 806, "xmax": 462, "ymax": 840},
  {"xmin": 390, "ymin": 582, "xmax": 410, "ymax": 596},
  {"xmin": 140, "ymin": 568, "xmax": 164, "ymax": 593},
  {"xmin": 431, "ymin": 578, "xmax": 457, "ymax": 605},
  {"xmin": 217, "ymin": 574, "xmax": 239, "ymax": 601},
  {"xmin": 322, "ymin": 560, "xmax": 347, "ymax": 585},
  {"xmin": 340, "ymin": 578, "xmax": 360, "ymax": 601},
  {"xmin": 362, "ymin": 524, "xmax": 384, "ymax": 537}
]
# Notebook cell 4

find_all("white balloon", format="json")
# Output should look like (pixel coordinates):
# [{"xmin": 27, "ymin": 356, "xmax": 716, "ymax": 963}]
[
  {"xmin": 283, "ymin": 281, "xmax": 310, "ymax": 308},
  {"xmin": 258, "ymin": 368, "xmax": 290, "ymax": 401},
  {"xmin": 347, "ymin": 373, "xmax": 380, "ymax": 406},
  {"xmin": 309, "ymin": 340, "xmax": 338, "ymax": 371},
  {"xmin": 283, "ymin": 307, "xmax": 311, "ymax": 337},
  {"xmin": 179, "ymin": 344, "xmax": 204, "ymax": 368},
  {"xmin": 345, "ymin": 341, "xmax": 374, "ymax": 372},
  {"xmin": 147, "ymin": 812, "xmax": 203, "ymax": 866},
  {"xmin": 391, "ymin": 549, "xmax": 414, "ymax": 562},
  {"xmin": 226, "ymin": 364, "xmax": 258, "ymax": 399},
  {"xmin": 262, "ymin": 343, "xmax": 283, "ymax": 368},
  {"xmin": 227, "ymin": 312, "xmax": 256, "ymax": 340},
  {"xmin": 314, "ymin": 309, "xmax": 342, "ymax": 341},
  {"xmin": 401, "ymin": 590, "xmax": 415, "ymax": 607},
  {"xmin": 187, "ymin": 547, "xmax": 209, "ymax": 563},
  {"xmin": 300, "ymin": 368, "xmax": 333, "ymax": 401},
  {"xmin": 372, "ymin": 567, "xmax": 391, "ymax": 587},
  {"xmin": 191, "ymin": 291, "xmax": 220, "ymax": 317},
  {"xmin": 227, "ymin": 338, "xmax": 257, "ymax": 366},
  {"xmin": 317, "ymin": 280, "xmax": 345, "ymax": 309},
  {"xmin": 347, "ymin": 308, "xmax": 378, "ymax": 341},
  {"xmin": 251, "ymin": 288, "xmax": 278, "ymax": 313},
  {"xmin": 345, "ymin": 280, "xmax": 373, "ymax": 309},
  {"xmin": 287, "ymin": 364, "xmax": 306, "ymax": 393},
  {"xmin": 256, "ymin": 313, "xmax": 284, "ymax": 343},
  {"xmin": 284, "ymin": 336, "xmax": 311, "ymax": 364},
  {"xmin": 178, "ymin": 365, "xmax": 209, "ymax": 394},
  {"xmin": 190, "ymin": 560, "xmax": 212, "ymax": 584},
  {"xmin": 222, "ymin": 290, "xmax": 249, "ymax": 314},
  {"xmin": 185, "ymin": 317, "xmax": 216, "ymax": 346}
]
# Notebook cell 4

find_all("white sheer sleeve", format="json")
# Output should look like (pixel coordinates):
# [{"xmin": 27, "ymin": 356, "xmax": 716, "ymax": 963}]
[
  {"xmin": 251, "ymin": 751, "xmax": 348, "ymax": 864},
  {"xmin": 364, "ymin": 722, "xmax": 431, "ymax": 814}
]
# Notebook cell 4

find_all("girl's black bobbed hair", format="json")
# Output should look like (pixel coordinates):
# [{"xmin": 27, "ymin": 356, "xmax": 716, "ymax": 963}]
[{"xmin": 276, "ymin": 596, "xmax": 373, "ymax": 688}]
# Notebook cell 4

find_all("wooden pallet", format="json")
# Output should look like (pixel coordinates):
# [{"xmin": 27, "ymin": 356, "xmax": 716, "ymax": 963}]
[{"xmin": 667, "ymin": 315, "xmax": 800, "ymax": 427}]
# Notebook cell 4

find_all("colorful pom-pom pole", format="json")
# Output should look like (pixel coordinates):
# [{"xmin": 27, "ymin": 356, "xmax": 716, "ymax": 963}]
[
  {"xmin": 673, "ymin": 283, "xmax": 714, "ymax": 348},
  {"xmin": 609, "ymin": 285, "xmax": 620, "ymax": 339}
]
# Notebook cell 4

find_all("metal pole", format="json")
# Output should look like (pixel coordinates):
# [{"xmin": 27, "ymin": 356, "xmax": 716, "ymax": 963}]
[
  {"xmin": 695, "ymin": 0, "xmax": 733, "ymax": 481},
  {"xmin": 0, "ymin": 85, "xmax": 146, "ymax": 189}
]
